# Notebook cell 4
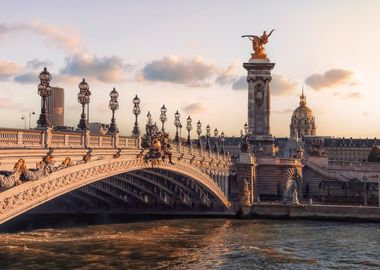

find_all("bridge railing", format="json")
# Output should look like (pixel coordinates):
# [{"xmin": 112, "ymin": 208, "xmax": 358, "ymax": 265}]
[{"xmin": 0, "ymin": 128, "xmax": 138, "ymax": 149}]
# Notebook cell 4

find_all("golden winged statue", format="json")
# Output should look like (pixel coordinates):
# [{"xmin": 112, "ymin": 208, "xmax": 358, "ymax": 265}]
[{"xmin": 242, "ymin": 29, "xmax": 275, "ymax": 59}]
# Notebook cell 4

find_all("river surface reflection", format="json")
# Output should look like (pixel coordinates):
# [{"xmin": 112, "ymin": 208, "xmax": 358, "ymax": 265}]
[{"xmin": 0, "ymin": 218, "xmax": 379, "ymax": 269}]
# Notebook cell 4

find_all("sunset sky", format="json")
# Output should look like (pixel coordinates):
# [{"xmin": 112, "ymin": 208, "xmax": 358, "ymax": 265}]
[{"xmin": 0, "ymin": 0, "xmax": 379, "ymax": 138}]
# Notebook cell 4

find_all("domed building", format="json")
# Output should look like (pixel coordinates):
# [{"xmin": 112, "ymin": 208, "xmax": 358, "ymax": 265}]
[{"xmin": 290, "ymin": 88, "xmax": 316, "ymax": 139}]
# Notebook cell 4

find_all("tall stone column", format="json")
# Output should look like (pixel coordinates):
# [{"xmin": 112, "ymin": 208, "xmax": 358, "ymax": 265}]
[{"xmin": 243, "ymin": 59, "xmax": 275, "ymax": 156}]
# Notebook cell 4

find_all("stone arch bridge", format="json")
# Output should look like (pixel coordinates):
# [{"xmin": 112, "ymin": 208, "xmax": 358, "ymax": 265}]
[{"xmin": 0, "ymin": 129, "xmax": 232, "ymax": 225}]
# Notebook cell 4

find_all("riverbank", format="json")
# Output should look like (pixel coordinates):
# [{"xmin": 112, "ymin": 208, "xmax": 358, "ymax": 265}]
[{"xmin": 251, "ymin": 203, "xmax": 380, "ymax": 222}]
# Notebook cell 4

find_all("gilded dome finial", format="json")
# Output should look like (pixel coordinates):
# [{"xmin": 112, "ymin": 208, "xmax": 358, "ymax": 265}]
[{"xmin": 300, "ymin": 85, "xmax": 306, "ymax": 106}]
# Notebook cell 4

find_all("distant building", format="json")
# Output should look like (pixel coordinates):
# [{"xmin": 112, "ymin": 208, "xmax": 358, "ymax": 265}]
[
  {"xmin": 89, "ymin": 122, "xmax": 109, "ymax": 135},
  {"xmin": 290, "ymin": 88, "xmax": 316, "ymax": 139},
  {"xmin": 47, "ymin": 87, "xmax": 64, "ymax": 127}
]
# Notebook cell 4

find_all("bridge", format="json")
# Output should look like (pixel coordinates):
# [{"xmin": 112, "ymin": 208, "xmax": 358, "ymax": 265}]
[{"xmin": 0, "ymin": 128, "xmax": 233, "ymax": 225}]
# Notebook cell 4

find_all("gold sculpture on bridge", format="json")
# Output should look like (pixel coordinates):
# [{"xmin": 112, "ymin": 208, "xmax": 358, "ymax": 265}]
[{"xmin": 242, "ymin": 29, "xmax": 275, "ymax": 59}]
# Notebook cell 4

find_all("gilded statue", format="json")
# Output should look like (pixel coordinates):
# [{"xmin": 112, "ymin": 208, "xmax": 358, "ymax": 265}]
[{"xmin": 242, "ymin": 29, "xmax": 275, "ymax": 59}]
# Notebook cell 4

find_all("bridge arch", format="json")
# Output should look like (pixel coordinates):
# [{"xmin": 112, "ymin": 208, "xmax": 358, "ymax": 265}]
[{"xmin": 0, "ymin": 157, "xmax": 231, "ymax": 224}]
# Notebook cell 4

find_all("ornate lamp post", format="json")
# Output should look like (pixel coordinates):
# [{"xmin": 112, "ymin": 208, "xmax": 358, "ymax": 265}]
[
  {"xmin": 77, "ymin": 78, "xmax": 91, "ymax": 131},
  {"xmin": 205, "ymin": 124, "xmax": 211, "ymax": 150},
  {"xmin": 160, "ymin": 105, "xmax": 167, "ymax": 132},
  {"xmin": 196, "ymin": 120, "xmax": 202, "ymax": 148},
  {"xmin": 21, "ymin": 115, "xmax": 26, "ymax": 129},
  {"xmin": 179, "ymin": 123, "xmax": 183, "ymax": 143},
  {"xmin": 28, "ymin": 111, "xmax": 35, "ymax": 129},
  {"xmin": 37, "ymin": 67, "xmax": 52, "ymax": 128},
  {"xmin": 107, "ymin": 87, "xmax": 119, "ymax": 134},
  {"xmin": 244, "ymin": 122, "xmax": 249, "ymax": 136},
  {"xmin": 174, "ymin": 110, "xmax": 181, "ymax": 143},
  {"xmin": 214, "ymin": 128, "xmax": 219, "ymax": 152},
  {"xmin": 132, "ymin": 95, "xmax": 141, "ymax": 137},
  {"xmin": 186, "ymin": 116, "xmax": 192, "ymax": 146},
  {"xmin": 220, "ymin": 131, "xmax": 226, "ymax": 154}
]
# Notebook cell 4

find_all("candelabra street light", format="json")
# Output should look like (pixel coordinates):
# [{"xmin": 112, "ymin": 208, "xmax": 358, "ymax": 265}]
[
  {"xmin": 186, "ymin": 116, "xmax": 192, "ymax": 146},
  {"xmin": 179, "ymin": 123, "xmax": 183, "ymax": 143},
  {"xmin": 28, "ymin": 111, "xmax": 36, "ymax": 129},
  {"xmin": 174, "ymin": 110, "xmax": 181, "ymax": 143},
  {"xmin": 220, "ymin": 131, "xmax": 226, "ymax": 154},
  {"xmin": 36, "ymin": 67, "xmax": 52, "ymax": 128},
  {"xmin": 214, "ymin": 128, "xmax": 219, "ymax": 152},
  {"xmin": 107, "ymin": 87, "xmax": 119, "ymax": 134},
  {"xmin": 244, "ymin": 122, "xmax": 249, "ymax": 135},
  {"xmin": 196, "ymin": 120, "xmax": 202, "ymax": 148},
  {"xmin": 77, "ymin": 78, "xmax": 91, "ymax": 131},
  {"xmin": 160, "ymin": 105, "xmax": 167, "ymax": 132},
  {"xmin": 132, "ymin": 95, "xmax": 141, "ymax": 137},
  {"xmin": 205, "ymin": 124, "xmax": 211, "ymax": 150},
  {"xmin": 21, "ymin": 115, "xmax": 26, "ymax": 129}
]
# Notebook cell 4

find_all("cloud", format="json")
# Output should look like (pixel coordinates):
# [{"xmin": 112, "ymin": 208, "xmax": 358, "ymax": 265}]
[
  {"xmin": 26, "ymin": 59, "xmax": 53, "ymax": 69},
  {"xmin": 0, "ymin": 21, "xmax": 84, "ymax": 55},
  {"xmin": 0, "ymin": 61, "xmax": 23, "ymax": 79},
  {"xmin": 341, "ymin": 91, "xmax": 364, "ymax": 99},
  {"xmin": 305, "ymin": 68, "xmax": 358, "ymax": 90},
  {"xmin": 232, "ymin": 76, "xmax": 247, "ymax": 90},
  {"xmin": 1, "ymin": 21, "xmax": 132, "ymax": 84},
  {"xmin": 14, "ymin": 72, "xmax": 38, "ymax": 84},
  {"xmin": 271, "ymin": 74, "xmax": 298, "ymax": 95},
  {"xmin": 232, "ymin": 74, "xmax": 297, "ymax": 95},
  {"xmin": 182, "ymin": 102, "xmax": 206, "ymax": 114},
  {"xmin": 141, "ymin": 56, "xmax": 218, "ymax": 87},
  {"xmin": 60, "ymin": 54, "xmax": 132, "ymax": 83},
  {"xmin": 0, "ymin": 97, "xmax": 12, "ymax": 108},
  {"xmin": 215, "ymin": 64, "xmax": 237, "ymax": 86}
]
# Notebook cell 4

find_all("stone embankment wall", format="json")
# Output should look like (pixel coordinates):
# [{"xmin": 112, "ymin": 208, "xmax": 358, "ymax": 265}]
[{"xmin": 252, "ymin": 203, "xmax": 380, "ymax": 221}]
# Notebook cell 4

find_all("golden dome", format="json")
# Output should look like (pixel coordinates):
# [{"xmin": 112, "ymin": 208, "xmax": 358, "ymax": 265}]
[{"xmin": 292, "ymin": 105, "xmax": 314, "ymax": 120}]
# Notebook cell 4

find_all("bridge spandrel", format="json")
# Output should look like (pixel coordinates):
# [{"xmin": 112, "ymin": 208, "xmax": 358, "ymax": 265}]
[{"xmin": 0, "ymin": 143, "xmax": 232, "ymax": 224}]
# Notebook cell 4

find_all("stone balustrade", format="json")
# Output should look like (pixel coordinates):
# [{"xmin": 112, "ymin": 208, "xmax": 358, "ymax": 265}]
[{"xmin": 0, "ymin": 128, "xmax": 136, "ymax": 149}]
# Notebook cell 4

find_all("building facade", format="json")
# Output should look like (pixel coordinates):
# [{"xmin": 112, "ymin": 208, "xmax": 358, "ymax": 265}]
[{"xmin": 47, "ymin": 87, "xmax": 64, "ymax": 127}]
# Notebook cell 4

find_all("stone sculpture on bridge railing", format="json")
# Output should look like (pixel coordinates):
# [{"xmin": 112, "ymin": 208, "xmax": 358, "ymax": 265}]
[
  {"xmin": 143, "ymin": 131, "xmax": 174, "ymax": 166},
  {"xmin": 140, "ymin": 120, "xmax": 174, "ymax": 166},
  {"xmin": 0, "ymin": 159, "xmax": 26, "ymax": 189},
  {"xmin": 0, "ymin": 154, "xmax": 76, "ymax": 190}
]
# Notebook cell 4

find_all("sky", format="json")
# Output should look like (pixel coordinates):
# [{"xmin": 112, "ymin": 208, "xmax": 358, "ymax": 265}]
[{"xmin": 0, "ymin": 0, "xmax": 379, "ymax": 138}]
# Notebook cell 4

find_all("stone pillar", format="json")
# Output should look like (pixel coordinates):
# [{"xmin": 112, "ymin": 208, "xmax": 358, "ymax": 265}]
[
  {"xmin": 84, "ymin": 130, "xmax": 91, "ymax": 148},
  {"xmin": 44, "ymin": 127, "xmax": 52, "ymax": 148},
  {"xmin": 236, "ymin": 152, "xmax": 256, "ymax": 215},
  {"xmin": 113, "ymin": 134, "xmax": 119, "ymax": 148},
  {"xmin": 243, "ymin": 58, "xmax": 275, "ymax": 156}
]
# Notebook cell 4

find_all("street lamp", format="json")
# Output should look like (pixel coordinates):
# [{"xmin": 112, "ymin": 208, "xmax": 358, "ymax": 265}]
[
  {"xmin": 77, "ymin": 78, "xmax": 91, "ymax": 131},
  {"xmin": 160, "ymin": 105, "xmax": 167, "ymax": 132},
  {"xmin": 220, "ymin": 131, "xmax": 226, "ymax": 154},
  {"xmin": 21, "ymin": 115, "xmax": 26, "ymax": 129},
  {"xmin": 214, "ymin": 128, "xmax": 219, "ymax": 152},
  {"xmin": 179, "ymin": 123, "xmax": 183, "ymax": 143},
  {"xmin": 205, "ymin": 124, "xmax": 211, "ymax": 150},
  {"xmin": 244, "ymin": 122, "xmax": 249, "ymax": 135},
  {"xmin": 36, "ymin": 67, "xmax": 52, "ymax": 128},
  {"xmin": 186, "ymin": 116, "xmax": 192, "ymax": 146},
  {"xmin": 132, "ymin": 95, "xmax": 141, "ymax": 137},
  {"xmin": 28, "ymin": 112, "xmax": 35, "ymax": 129},
  {"xmin": 196, "ymin": 120, "xmax": 202, "ymax": 148},
  {"xmin": 107, "ymin": 87, "xmax": 119, "ymax": 134},
  {"xmin": 174, "ymin": 110, "xmax": 180, "ymax": 143}
]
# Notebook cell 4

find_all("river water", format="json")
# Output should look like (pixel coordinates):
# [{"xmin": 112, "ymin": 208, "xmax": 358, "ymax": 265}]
[{"xmin": 0, "ymin": 218, "xmax": 379, "ymax": 270}]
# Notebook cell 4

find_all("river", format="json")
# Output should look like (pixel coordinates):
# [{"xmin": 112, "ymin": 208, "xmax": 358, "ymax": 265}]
[{"xmin": 0, "ymin": 218, "xmax": 379, "ymax": 269}]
